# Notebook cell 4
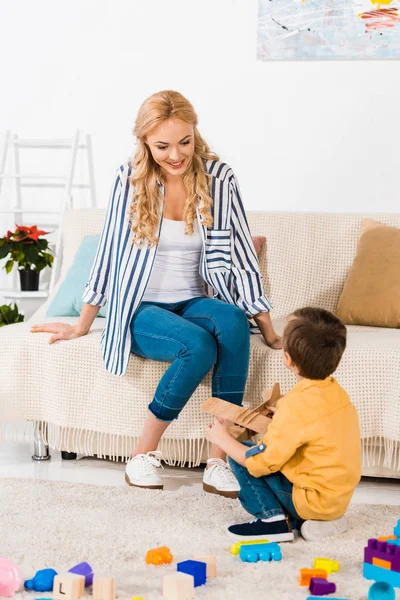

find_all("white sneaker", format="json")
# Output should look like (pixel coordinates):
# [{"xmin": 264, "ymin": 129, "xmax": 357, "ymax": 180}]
[
  {"xmin": 300, "ymin": 515, "xmax": 347, "ymax": 541},
  {"xmin": 125, "ymin": 451, "xmax": 164, "ymax": 489},
  {"xmin": 203, "ymin": 458, "xmax": 240, "ymax": 499}
]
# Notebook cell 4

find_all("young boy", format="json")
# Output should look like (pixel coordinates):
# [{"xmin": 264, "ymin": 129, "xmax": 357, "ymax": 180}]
[{"xmin": 207, "ymin": 307, "xmax": 361, "ymax": 542}]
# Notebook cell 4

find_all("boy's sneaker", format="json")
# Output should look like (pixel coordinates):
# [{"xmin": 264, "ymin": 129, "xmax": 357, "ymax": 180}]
[
  {"xmin": 227, "ymin": 518, "xmax": 294, "ymax": 542},
  {"xmin": 203, "ymin": 458, "xmax": 240, "ymax": 498},
  {"xmin": 300, "ymin": 516, "xmax": 347, "ymax": 541},
  {"xmin": 125, "ymin": 451, "xmax": 164, "ymax": 489}
]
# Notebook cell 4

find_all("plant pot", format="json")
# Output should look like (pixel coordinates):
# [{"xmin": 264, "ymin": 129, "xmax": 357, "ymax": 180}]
[{"xmin": 19, "ymin": 269, "xmax": 40, "ymax": 291}]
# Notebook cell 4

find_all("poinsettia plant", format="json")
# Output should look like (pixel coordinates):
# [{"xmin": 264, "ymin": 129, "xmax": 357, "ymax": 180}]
[{"xmin": 0, "ymin": 225, "xmax": 54, "ymax": 274}]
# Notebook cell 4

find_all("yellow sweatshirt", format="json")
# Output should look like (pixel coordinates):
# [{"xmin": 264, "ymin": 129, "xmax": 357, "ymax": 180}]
[{"xmin": 246, "ymin": 377, "xmax": 361, "ymax": 521}]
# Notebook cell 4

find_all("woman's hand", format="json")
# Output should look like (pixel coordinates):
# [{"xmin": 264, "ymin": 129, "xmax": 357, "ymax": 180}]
[
  {"xmin": 30, "ymin": 322, "xmax": 86, "ymax": 344},
  {"xmin": 206, "ymin": 419, "xmax": 231, "ymax": 447},
  {"xmin": 253, "ymin": 312, "xmax": 282, "ymax": 350}
]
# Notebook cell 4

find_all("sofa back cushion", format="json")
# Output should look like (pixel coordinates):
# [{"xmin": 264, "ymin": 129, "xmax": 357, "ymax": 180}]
[{"xmin": 51, "ymin": 209, "xmax": 400, "ymax": 320}]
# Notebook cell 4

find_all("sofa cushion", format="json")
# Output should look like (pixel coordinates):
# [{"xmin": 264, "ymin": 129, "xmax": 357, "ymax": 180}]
[
  {"xmin": 46, "ymin": 235, "xmax": 107, "ymax": 318},
  {"xmin": 337, "ymin": 219, "xmax": 400, "ymax": 328}
]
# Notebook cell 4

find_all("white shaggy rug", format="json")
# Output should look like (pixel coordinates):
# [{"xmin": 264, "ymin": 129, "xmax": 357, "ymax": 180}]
[{"xmin": 0, "ymin": 478, "xmax": 398, "ymax": 600}]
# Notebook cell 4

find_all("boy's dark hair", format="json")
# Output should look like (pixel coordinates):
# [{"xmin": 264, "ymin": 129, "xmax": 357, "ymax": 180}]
[{"xmin": 282, "ymin": 307, "xmax": 347, "ymax": 380}]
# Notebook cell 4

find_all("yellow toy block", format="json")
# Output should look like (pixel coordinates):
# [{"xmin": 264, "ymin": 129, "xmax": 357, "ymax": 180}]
[
  {"xmin": 192, "ymin": 554, "xmax": 217, "ymax": 577},
  {"xmin": 230, "ymin": 539, "xmax": 270, "ymax": 556},
  {"xmin": 53, "ymin": 573, "xmax": 85, "ymax": 599},
  {"xmin": 313, "ymin": 557, "xmax": 340, "ymax": 574}
]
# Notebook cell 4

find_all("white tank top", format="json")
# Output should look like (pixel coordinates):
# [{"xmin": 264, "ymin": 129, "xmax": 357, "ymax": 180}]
[{"xmin": 141, "ymin": 218, "xmax": 207, "ymax": 303}]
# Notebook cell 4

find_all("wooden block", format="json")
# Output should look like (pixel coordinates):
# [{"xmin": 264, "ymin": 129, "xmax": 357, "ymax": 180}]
[
  {"xmin": 93, "ymin": 576, "xmax": 116, "ymax": 600},
  {"xmin": 162, "ymin": 572, "xmax": 194, "ymax": 600},
  {"xmin": 53, "ymin": 573, "xmax": 85, "ymax": 599},
  {"xmin": 192, "ymin": 554, "xmax": 217, "ymax": 577}
]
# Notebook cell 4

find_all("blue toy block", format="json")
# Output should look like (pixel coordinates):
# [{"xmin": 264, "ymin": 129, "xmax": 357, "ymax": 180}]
[
  {"xmin": 368, "ymin": 581, "xmax": 395, "ymax": 600},
  {"xmin": 393, "ymin": 520, "xmax": 400, "ymax": 537},
  {"xmin": 239, "ymin": 541, "xmax": 282, "ymax": 563},
  {"xmin": 363, "ymin": 562, "xmax": 400, "ymax": 588},
  {"xmin": 24, "ymin": 568, "xmax": 58, "ymax": 592},
  {"xmin": 177, "ymin": 560, "xmax": 206, "ymax": 587}
]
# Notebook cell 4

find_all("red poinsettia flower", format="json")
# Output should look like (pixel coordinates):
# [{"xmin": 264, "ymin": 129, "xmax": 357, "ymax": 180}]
[
  {"xmin": 5, "ymin": 230, "xmax": 13, "ymax": 241},
  {"xmin": 14, "ymin": 225, "xmax": 49, "ymax": 243}
]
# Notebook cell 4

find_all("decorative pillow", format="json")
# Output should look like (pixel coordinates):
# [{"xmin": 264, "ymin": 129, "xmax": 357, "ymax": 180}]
[
  {"xmin": 252, "ymin": 236, "xmax": 266, "ymax": 258},
  {"xmin": 46, "ymin": 234, "xmax": 107, "ymax": 318},
  {"xmin": 336, "ymin": 219, "xmax": 400, "ymax": 328}
]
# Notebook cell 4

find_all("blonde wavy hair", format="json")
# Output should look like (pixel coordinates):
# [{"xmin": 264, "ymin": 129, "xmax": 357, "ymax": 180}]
[{"xmin": 128, "ymin": 90, "xmax": 219, "ymax": 247}]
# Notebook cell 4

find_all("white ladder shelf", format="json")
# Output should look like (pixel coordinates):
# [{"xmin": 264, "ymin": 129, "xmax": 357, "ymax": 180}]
[{"xmin": 0, "ymin": 129, "xmax": 96, "ymax": 305}]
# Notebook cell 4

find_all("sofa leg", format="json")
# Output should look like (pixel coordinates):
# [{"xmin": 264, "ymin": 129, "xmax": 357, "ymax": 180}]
[
  {"xmin": 61, "ymin": 451, "xmax": 77, "ymax": 460},
  {"xmin": 31, "ymin": 424, "xmax": 51, "ymax": 461}
]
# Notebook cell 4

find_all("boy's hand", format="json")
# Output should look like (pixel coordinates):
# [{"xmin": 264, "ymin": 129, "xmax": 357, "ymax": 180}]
[{"xmin": 206, "ymin": 419, "xmax": 232, "ymax": 447}]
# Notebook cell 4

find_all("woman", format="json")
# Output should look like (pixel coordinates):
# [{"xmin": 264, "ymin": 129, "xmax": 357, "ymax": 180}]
[{"xmin": 31, "ymin": 90, "xmax": 281, "ymax": 497}]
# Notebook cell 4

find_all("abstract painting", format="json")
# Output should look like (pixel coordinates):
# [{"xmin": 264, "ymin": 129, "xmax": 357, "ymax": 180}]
[{"xmin": 258, "ymin": 0, "xmax": 400, "ymax": 59}]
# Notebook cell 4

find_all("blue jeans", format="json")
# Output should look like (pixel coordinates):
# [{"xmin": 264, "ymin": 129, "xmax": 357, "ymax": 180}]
[
  {"xmin": 228, "ymin": 443, "xmax": 303, "ymax": 528},
  {"xmin": 130, "ymin": 296, "xmax": 251, "ymax": 422}
]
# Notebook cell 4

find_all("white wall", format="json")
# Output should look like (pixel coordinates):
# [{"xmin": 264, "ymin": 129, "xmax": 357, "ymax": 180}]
[{"xmin": 0, "ymin": 0, "xmax": 399, "ymax": 301}]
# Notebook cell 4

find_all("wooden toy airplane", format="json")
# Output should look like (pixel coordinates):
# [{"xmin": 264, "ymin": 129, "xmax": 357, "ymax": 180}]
[{"xmin": 201, "ymin": 383, "xmax": 283, "ymax": 440}]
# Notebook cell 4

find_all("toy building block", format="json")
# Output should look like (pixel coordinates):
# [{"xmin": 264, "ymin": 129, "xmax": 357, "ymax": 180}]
[
  {"xmin": 299, "ymin": 568, "xmax": 328, "ymax": 586},
  {"xmin": 363, "ymin": 562, "xmax": 400, "ymax": 588},
  {"xmin": 25, "ymin": 568, "xmax": 58, "ymax": 592},
  {"xmin": 146, "ymin": 546, "xmax": 173, "ymax": 565},
  {"xmin": 394, "ymin": 520, "xmax": 400, "ymax": 537},
  {"xmin": 239, "ymin": 541, "xmax": 282, "ymax": 563},
  {"xmin": 231, "ymin": 539, "xmax": 270, "ymax": 555},
  {"xmin": 368, "ymin": 581, "xmax": 395, "ymax": 600},
  {"xmin": 202, "ymin": 383, "xmax": 282, "ymax": 438},
  {"xmin": 177, "ymin": 560, "xmax": 206, "ymax": 587},
  {"xmin": 364, "ymin": 538, "xmax": 400, "ymax": 572},
  {"xmin": 192, "ymin": 554, "xmax": 217, "ymax": 577},
  {"xmin": 53, "ymin": 573, "xmax": 85, "ymax": 600},
  {"xmin": 309, "ymin": 577, "xmax": 336, "ymax": 595},
  {"xmin": 378, "ymin": 536, "xmax": 398, "ymax": 542},
  {"xmin": 314, "ymin": 558, "xmax": 340, "ymax": 574},
  {"xmin": 69, "ymin": 562, "xmax": 94, "ymax": 587},
  {"xmin": 0, "ymin": 558, "xmax": 21, "ymax": 597},
  {"xmin": 162, "ymin": 572, "xmax": 194, "ymax": 600},
  {"xmin": 92, "ymin": 576, "xmax": 116, "ymax": 600}
]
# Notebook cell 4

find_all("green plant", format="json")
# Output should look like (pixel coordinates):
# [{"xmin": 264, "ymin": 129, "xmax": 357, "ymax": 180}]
[
  {"xmin": 0, "ymin": 225, "xmax": 54, "ymax": 274},
  {"xmin": 0, "ymin": 303, "xmax": 24, "ymax": 327}
]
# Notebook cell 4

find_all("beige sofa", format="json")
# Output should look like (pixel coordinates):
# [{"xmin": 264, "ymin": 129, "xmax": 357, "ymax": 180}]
[{"xmin": 1, "ymin": 210, "xmax": 400, "ymax": 476}]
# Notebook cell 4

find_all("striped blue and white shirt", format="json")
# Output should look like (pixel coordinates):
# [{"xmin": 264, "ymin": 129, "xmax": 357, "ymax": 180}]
[{"xmin": 82, "ymin": 160, "xmax": 273, "ymax": 376}]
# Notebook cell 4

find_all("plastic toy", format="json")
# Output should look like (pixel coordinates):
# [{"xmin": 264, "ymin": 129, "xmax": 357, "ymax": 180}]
[
  {"xmin": 53, "ymin": 573, "xmax": 85, "ymax": 600},
  {"xmin": 25, "ymin": 568, "xmax": 58, "ymax": 592},
  {"xmin": 92, "ymin": 576, "xmax": 116, "ymax": 600},
  {"xmin": 394, "ymin": 519, "xmax": 400, "ymax": 537},
  {"xmin": 0, "ymin": 558, "xmax": 21, "ymax": 597},
  {"xmin": 363, "ymin": 562, "xmax": 400, "ymax": 588},
  {"xmin": 314, "ymin": 558, "xmax": 340, "ymax": 574},
  {"xmin": 192, "ymin": 554, "xmax": 217, "ymax": 577},
  {"xmin": 230, "ymin": 539, "xmax": 270, "ymax": 555},
  {"xmin": 378, "ymin": 536, "xmax": 397, "ymax": 542},
  {"xmin": 299, "ymin": 568, "xmax": 328, "ymax": 586},
  {"xmin": 368, "ymin": 581, "xmax": 395, "ymax": 600},
  {"xmin": 162, "ymin": 572, "xmax": 194, "ymax": 600},
  {"xmin": 177, "ymin": 560, "xmax": 206, "ymax": 587},
  {"xmin": 69, "ymin": 561, "xmax": 94, "ymax": 587},
  {"xmin": 239, "ymin": 541, "xmax": 282, "ymax": 563},
  {"xmin": 146, "ymin": 546, "xmax": 173, "ymax": 565},
  {"xmin": 364, "ymin": 539, "xmax": 400, "ymax": 573},
  {"xmin": 309, "ymin": 577, "xmax": 336, "ymax": 595},
  {"xmin": 202, "ymin": 383, "xmax": 282, "ymax": 438}
]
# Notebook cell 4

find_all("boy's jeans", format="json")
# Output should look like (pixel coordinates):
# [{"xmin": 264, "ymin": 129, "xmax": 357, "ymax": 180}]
[
  {"xmin": 129, "ymin": 296, "xmax": 250, "ymax": 422},
  {"xmin": 228, "ymin": 442, "xmax": 303, "ymax": 529}
]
